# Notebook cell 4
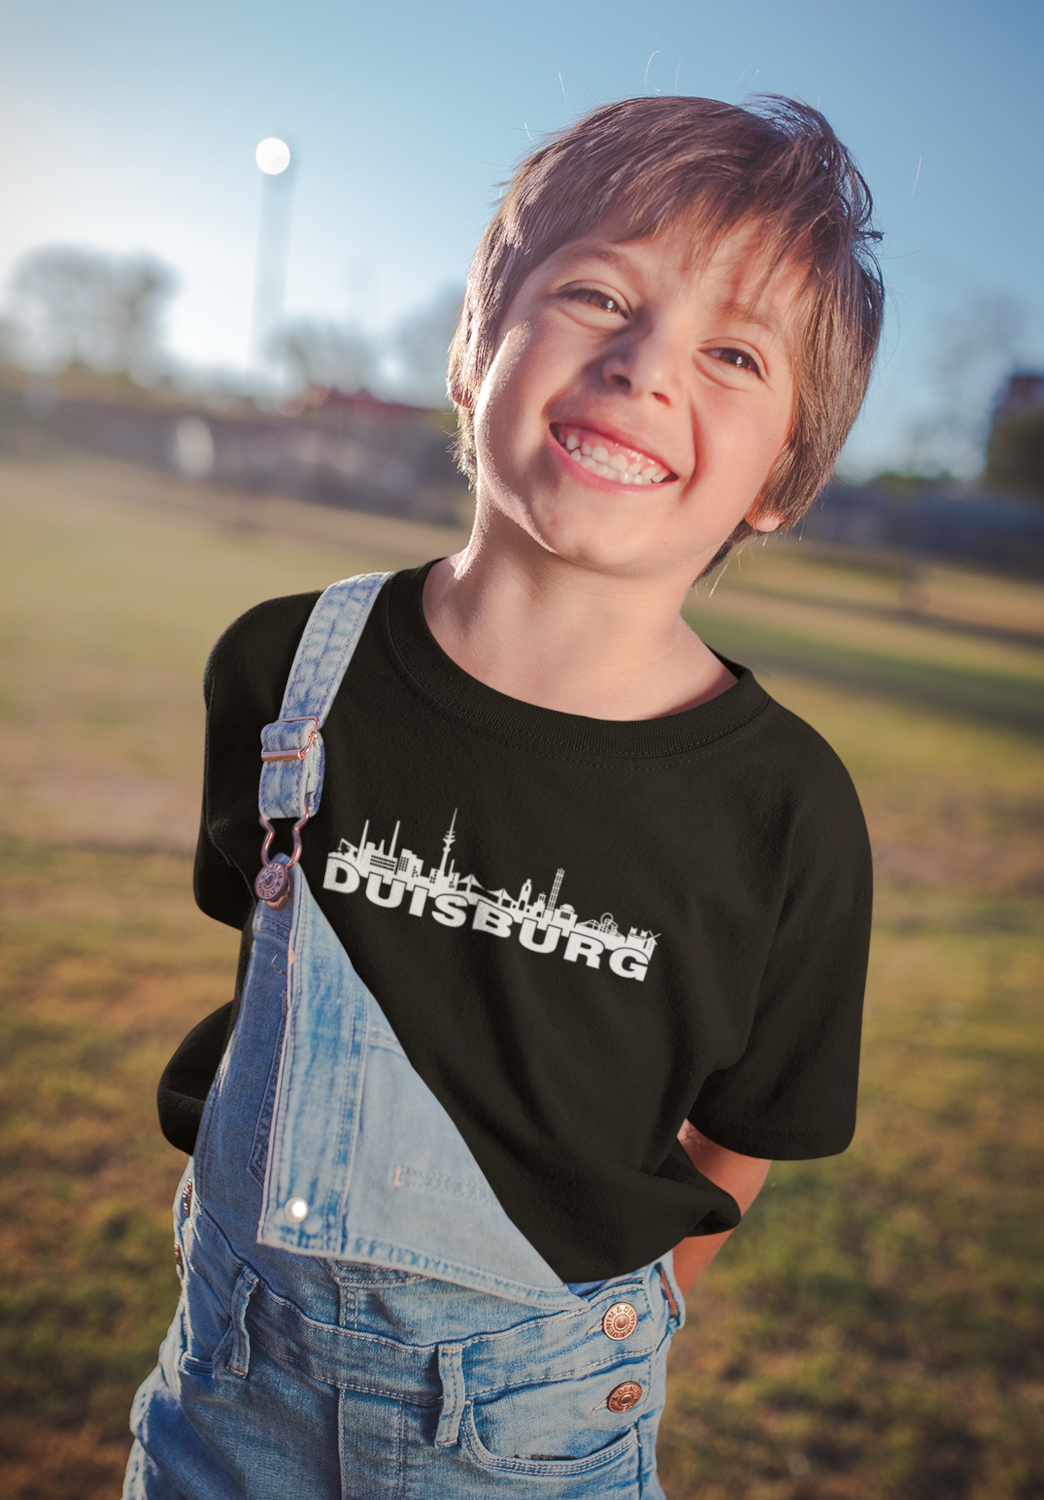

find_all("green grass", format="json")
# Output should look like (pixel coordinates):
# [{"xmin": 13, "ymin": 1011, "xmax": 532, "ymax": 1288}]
[
  {"xmin": 0, "ymin": 843, "xmax": 238, "ymax": 1498},
  {"xmin": 659, "ymin": 914, "xmax": 1044, "ymax": 1499},
  {"xmin": 664, "ymin": 550, "xmax": 1044, "ymax": 1499},
  {"xmin": 1, "ymin": 454, "xmax": 1042, "ymax": 1497}
]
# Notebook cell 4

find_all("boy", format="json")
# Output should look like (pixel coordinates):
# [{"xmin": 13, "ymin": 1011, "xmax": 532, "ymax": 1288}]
[{"xmin": 127, "ymin": 94, "xmax": 882, "ymax": 1498}]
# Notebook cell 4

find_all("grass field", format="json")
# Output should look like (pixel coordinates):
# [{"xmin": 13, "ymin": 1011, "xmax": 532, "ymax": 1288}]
[{"xmin": 1, "ymin": 454, "xmax": 1041, "ymax": 1499}]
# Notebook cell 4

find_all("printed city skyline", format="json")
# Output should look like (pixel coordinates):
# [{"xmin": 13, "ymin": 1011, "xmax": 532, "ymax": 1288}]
[{"xmin": 323, "ymin": 810, "xmax": 658, "ymax": 980}]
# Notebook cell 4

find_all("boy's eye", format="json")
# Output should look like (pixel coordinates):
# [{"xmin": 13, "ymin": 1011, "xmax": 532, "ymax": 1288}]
[
  {"xmin": 708, "ymin": 346, "xmax": 762, "ymax": 375},
  {"xmin": 564, "ymin": 288, "xmax": 626, "ymax": 316}
]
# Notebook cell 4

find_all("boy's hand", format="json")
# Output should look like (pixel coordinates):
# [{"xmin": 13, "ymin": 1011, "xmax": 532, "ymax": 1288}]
[{"xmin": 671, "ymin": 1123, "xmax": 771, "ymax": 1297}]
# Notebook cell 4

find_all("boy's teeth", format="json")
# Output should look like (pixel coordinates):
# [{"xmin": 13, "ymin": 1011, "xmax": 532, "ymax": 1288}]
[{"xmin": 555, "ymin": 426, "xmax": 671, "ymax": 484}]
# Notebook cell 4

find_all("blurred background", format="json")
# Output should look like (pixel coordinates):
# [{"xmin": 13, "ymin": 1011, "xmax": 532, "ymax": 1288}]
[{"xmin": 0, "ymin": 1, "xmax": 1041, "ymax": 1497}]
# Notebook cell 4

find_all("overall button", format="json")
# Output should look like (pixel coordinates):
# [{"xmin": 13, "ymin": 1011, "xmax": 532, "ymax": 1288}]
[
  {"xmin": 607, "ymin": 1381, "xmax": 643, "ymax": 1414},
  {"xmin": 181, "ymin": 1180, "xmax": 193, "ymax": 1216},
  {"xmin": 284, "ymin": 1197, "xmax": 310, "ymax": 1223},
  {"xmin": 602, "ymin": 1302, "xmax": 639, "ymax": 1340}
]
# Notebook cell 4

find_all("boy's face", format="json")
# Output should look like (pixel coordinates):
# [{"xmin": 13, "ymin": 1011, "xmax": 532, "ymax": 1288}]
[{"xmin": 471, "ymin": 221, "xmax": 801, "ymax": 586}]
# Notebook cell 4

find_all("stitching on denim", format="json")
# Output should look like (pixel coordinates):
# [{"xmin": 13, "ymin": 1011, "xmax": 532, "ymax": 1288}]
[
  {"xmin": 336, "ymin": 1234, "xmax": 566, "ymax": 1301},
  {"xmin": 226, "ymin": 1264, "xmax": 259, "ymax": 1379},
  {"xmin": 458, "ymin": 1403, "xmax": 640, "ymax": 1476}
]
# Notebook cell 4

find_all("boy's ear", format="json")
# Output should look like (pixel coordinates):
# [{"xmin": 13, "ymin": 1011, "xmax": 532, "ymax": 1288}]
[{"xmin": 746, "ymin": 510, "xmax": 782, "ymax": 533}]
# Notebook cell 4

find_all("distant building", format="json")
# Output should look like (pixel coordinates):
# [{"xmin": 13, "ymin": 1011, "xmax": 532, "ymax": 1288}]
[
  {"xmin": 985, "ymin": 371, "xmax": 1044, "ymax": 505},
  {"xmin": 0, "ymin": 368, "xmax": 471, "ymax": 527},
  {"xmin": 992, "ymin": 371, "xmax": 1044, "ymax": 426}
]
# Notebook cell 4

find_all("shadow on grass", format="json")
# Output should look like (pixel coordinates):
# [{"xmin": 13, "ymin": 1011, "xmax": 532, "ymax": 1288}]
[
  {"xmin": 0, "ymin": 844, "xmax": 233, "ymax": 1498},
  {"xmin": 719, "ymin": 580, "xmax": 1044, "ymax": 655},
  {"xmin": 658, "ymin": 914, "xmax": 1044, "ymax": 1500},
  {"xmin": 690, "ymin": 615, "xmax": 1044, "ymax": 739}
]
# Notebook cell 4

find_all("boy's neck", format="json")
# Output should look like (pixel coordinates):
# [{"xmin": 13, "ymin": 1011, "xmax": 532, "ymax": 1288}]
[{"xmin": 421, "ymin": 514, "xmax": 736, "ymax": 723}]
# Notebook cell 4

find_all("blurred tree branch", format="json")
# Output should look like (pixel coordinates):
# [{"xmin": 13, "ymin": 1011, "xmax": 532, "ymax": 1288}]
[
  {"xmin": 6, "ymin": 245, "xmax": 175, "ymax": 381},
  {"xmin": 903, "ymin": 292, "xmax": 1027, "ymax": 480},
  {"xmin": 391, "ymin": 285, "xmax": 463, "ymax": 408},
  {"xmin": 984, "ymin": 407, "xmax": 1044, "ymax": 502},
  {"xmin": 272, "ymin": 318, "xmax": 376, "ymax": 395}
]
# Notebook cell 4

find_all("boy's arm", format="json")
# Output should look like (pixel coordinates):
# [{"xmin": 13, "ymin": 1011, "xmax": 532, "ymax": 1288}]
[{"xmin": 671, "ymin": 1123, "xmax": 771, "ymax": 1297}]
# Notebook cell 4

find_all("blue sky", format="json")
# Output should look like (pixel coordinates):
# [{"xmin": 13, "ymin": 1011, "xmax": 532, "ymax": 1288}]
[{"xmin": 1, "ymin": 0, "xmax": 1041, "ymax": 475}]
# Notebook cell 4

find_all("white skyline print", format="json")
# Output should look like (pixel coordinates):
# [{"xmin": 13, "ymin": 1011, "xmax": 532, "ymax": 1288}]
[{"xmin": 323, "ymin": 810, "xmax": 658, "ymax": 981}]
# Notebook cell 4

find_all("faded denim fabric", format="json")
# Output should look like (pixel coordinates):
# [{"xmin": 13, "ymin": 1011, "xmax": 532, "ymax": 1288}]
[
  {"xmin": 257, "ymin": 572, "xmax": 391, "ymax": 823},
  {"xmin": 125, "ymin": 576, "xmax": 683, "ymax": 1497},
  {"xmin": 253, "ymin": 860, "xmax": 569, "ymax": 1295}
]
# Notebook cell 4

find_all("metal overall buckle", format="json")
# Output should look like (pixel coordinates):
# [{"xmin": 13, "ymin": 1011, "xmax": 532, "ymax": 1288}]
[
  {"xmin": 254, "ymin": 812, "xmax": 308, "ymax": 908},
  {"xmin": 254, "ymin": 716, "xmax": 319, "ymax": 908}
]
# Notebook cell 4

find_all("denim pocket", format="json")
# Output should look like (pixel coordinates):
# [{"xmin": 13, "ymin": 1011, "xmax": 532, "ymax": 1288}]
[
  {"xmin": 176, "ymin": 1234, "xmax": 239, "ymax": 1379},
  {"xmin": 177, "ymin": 1278, "xmax": 230, "ymax": 1378},
  {"xmin": 460, "ymin": 1348, "xmax": 658, "ymax": 1486},
  {"xmin": 459, "ymin": 1402, "xmax": 641, "ymax": 1488},
  {"xmin": 179, "ymin": 1262, "xmax": 258, "ymax": 1385}
]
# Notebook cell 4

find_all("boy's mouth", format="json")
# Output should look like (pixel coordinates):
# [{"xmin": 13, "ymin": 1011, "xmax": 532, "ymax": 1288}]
[{"xmin": 551, "ymin": 424, "xmax": 675, "ymax": 486}]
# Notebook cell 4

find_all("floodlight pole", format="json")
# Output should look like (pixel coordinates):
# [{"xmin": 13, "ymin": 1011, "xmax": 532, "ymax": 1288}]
[{"xmin": 250, "ymin": 139, "xmax": 296, "ymax": 380}]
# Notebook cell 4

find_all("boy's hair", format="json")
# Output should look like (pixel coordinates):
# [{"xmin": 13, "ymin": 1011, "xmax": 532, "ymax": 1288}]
[{"xmin": 448, "ymin": 95, "xmax": 884, "ymax": 556}]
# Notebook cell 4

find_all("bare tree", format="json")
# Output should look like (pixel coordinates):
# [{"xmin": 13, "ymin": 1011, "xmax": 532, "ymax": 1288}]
[
  {"xmin": 985, "ymin": 407, "xmax": 1044, "ymax": 502},
  {"xmin": 274, "ymin": 318, "xmax": 376, "ymax": 394},
  {"xmin": 903, "ymin": 292, "xmax": 1027, "ymax": 479},
  {"xmin": 6, "ymin": 245, "xmax": 175, "ymax": 379},
  {"xmin": 393, "ymin": 285, "xmax": 463, "ymax": 407},
  {"xmin": 0, "ymin": 314, "xmax": 18, "ymax": 367}
]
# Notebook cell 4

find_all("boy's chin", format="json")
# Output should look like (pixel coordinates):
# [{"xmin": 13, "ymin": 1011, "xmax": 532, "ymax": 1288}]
[
  {"xmin": 519, "ymin": 518, "xmax": 711, "ymax": 581},
  {"xmin": 477, "ymin": 484, "xmax": 727, "ymax": 582}
]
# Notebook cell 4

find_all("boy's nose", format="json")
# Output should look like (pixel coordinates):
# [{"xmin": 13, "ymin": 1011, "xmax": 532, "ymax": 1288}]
[{"xmin": 600, "ymin": 329, "xmax": 682, "ymax": 406}]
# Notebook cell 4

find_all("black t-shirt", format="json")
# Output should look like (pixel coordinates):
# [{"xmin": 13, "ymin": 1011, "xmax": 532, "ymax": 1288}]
[{"xmin": 188, "ymin": 563, "xmax": 872, "ymax": 1281}]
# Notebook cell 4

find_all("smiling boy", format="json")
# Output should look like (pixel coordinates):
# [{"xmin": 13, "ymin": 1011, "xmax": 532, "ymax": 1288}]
[
  {"xmin": 426, "ymin": 226, "xmax": 798, "ymax": 717},
  {"xmin": 131, "ymin": 96, "xmax": 883, "ymax": 1499}
]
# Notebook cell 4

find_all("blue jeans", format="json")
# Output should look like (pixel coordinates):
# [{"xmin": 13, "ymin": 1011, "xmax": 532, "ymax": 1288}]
[
  {"xmin": 126, "ymin": 1202, "xmax": 680, "ymax": 1496},
  {"xmin": 125, "ymin": 577, "xmax": 683, "ymax": 1496}
]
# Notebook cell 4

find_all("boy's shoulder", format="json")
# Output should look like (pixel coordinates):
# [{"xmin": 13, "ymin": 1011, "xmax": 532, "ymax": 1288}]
[
  {"xmin": 715, "ymin": 666, "xmax": 867, "ymax": 832},
  {"xmin": 208, "ymin": 589, "xmax": 321, "ymax": 666},
  {"xmin": 204, "ymin": 590, "xmax": 323, "ymax": 698},
  {"xmin": 715, "ymin": 655, "xmax": 855, "ymax": 769},
  {"xmin": 762, "ymin": 694, "xmax": 856, "ymax": 774}
]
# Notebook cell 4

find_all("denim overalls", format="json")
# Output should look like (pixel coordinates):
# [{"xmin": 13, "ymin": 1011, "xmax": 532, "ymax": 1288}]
[{"xmin": 125, "ymin": 575, "xmax": 684, "ymax": 1499}]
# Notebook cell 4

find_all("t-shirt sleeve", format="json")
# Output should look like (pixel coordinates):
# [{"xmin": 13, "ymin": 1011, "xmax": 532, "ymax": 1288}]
[
  {"xmin": 687, "ymin": 728, "xmax": 872, "ymax": 1161},
  {"xmin": 193, "ymin": 591, "xmax": 321, "ymax": 929}
]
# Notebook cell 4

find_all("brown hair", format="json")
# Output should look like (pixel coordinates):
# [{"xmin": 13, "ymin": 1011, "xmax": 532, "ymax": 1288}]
[{"xmin": 448, "ymin": 94, "xmax": 883, "ymax": 558}]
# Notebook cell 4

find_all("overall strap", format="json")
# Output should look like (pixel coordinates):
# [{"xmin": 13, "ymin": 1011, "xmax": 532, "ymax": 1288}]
[{"xmin": 258, "ymin": 573, "xmax": 391, "ymax": 824}]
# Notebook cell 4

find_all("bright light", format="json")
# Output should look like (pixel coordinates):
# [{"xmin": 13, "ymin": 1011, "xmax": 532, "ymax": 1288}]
[{"xmin": 256, "ymin": 138, "xmax": 291, "ymax": 175}]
